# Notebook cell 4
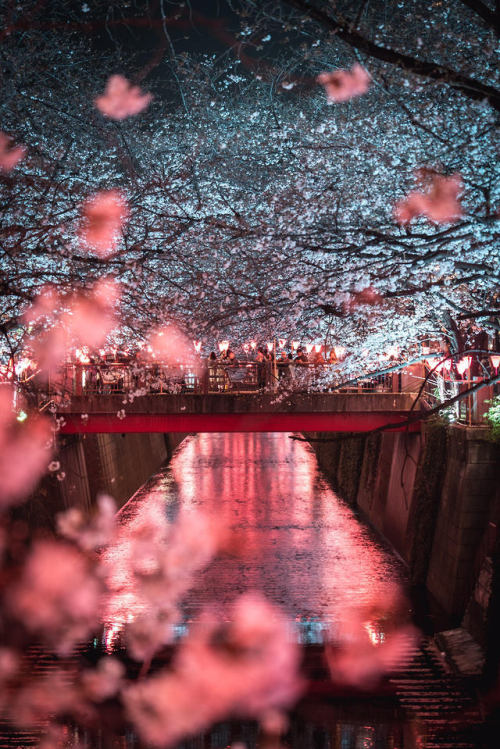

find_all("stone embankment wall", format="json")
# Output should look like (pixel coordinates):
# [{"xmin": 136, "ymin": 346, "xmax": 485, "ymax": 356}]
[
  {"xmin": 21, "ymin": 432, "xmax": 186, "ymax": 529},
  {"xmin": 306, "ymin": 423, "xmax": 500, "ymax": 642}
]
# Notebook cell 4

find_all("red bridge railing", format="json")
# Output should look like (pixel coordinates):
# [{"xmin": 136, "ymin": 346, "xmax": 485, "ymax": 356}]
[{"xmin": 46, "ymin": 362, "xmax": 419, "ymax": 397}]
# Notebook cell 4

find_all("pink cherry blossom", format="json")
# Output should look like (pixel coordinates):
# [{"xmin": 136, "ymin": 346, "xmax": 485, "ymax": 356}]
[
  {"xmin": 0, "ymin": 387, "xmax": 52, "ymax": 509},
  {"xmin": 7, "ymin": 540, "xmax": 103, "ymax": 654},
  {"xmin": 36, "ymin": 724, "xmax": 68, "ymax": 749},
  {"xmin": 146, "ymin": 325, "xmax": 194, "ymax": 366},
  {"xmin": 124, "ymin": 610, "xmax": 176, "ymax": 662},
  {"xmin": 22, "ymin": 287, "xmax": 59, "ymax": 325},
  {"xmin": 123, "ymin": 593, "xmax": 303, "ymax": 747},
  {"xmin": 80, "ymin": 190, "xmax": 129, "ymax": 256},
  {"xmin": 0, "ymin": 131, "xmax": 26, "ymax": 172},
  {"xmin": 57, "ymin": 493, "xmax": 116, "ymax": 550},
  {"xmin": 95, "ymin": 74, "xmax": 152, "ymax": 120},
  {"xmin": 28, "ymin": 278, "xmax": 120, "ymax": 372},
  {"xmin": 81, "ymin": 657, "xmax": 125, "ymax": 702},
  {"xmin": 9, "ymin": 670, "xmax": 79, "ymax": 729},
  {"xmin": 104, "ymin": 509, "xmax": 222, "ymax": 657},
  {"xmin": 317, "ymin": 64, "xmax": 371, "ymax": 103},
  {"xmin": 325, "ymin": 585, "xmax": 420, "ymax": 688},
  {"xmin": 394, "ymin": 172, "xmax": 463, "ymax": 224}
]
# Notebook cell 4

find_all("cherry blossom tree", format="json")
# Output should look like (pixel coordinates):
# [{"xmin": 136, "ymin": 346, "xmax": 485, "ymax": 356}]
[
  {"xmin": 1, "ymin": 2, "xmax": 498, "ymax": 374},
  {"xmin": 0, "ymin": 2, "xmax": 498, "ymax": 745}
]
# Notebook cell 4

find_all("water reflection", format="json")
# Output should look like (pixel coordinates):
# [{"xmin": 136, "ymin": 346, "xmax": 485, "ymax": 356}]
[
  {"xmin": 103, "ymin": 433, "xmax": 404, "ymax": 646},
  {"xmin": 2, "ymin": 433, "xmax": 411, "ymax": 748}
]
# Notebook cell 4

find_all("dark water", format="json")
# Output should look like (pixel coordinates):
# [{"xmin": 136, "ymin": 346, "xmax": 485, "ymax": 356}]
[
  {"xmin": 3, "ymin": 433, "xmax": 413, "ymax": 748},
  {"xmin": 104, "ymin": 433, "xmax": 406, "ymax": 644},
  {"xmin": 100, "ymin": 433, "xmax": 411, "ymax": 747}
]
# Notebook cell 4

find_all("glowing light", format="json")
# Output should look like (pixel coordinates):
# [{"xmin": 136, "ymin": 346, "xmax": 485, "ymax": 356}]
[
  {"xmin": 14, "ymin": 358, "xmax": 33, "ymax": 376},
  {"xmin": 193, "ymin": 340, "xmax": 202, "ymax": 353},
  {"xmin": 16, "ymin": 410, "xmax": 28, "ymax": 423},
  {"xmin": 434, "ymin": 359, "xmax": 446, "ymax": 372},
  {"xmin": 250, "ymin": 340, "xmax": 257, "ymax": 350},
  {"xmin": 291, "ymin": 341, "xmax": 300, "ymax": 351},
  {"xmin": 314, "ymin": 344, "xmax": 322, "ymax": 353},
  {"xmin": 364, "ymin": 621, "xmax": 385, "ymax": 646},
  {"xmin": 278, "ymin": 338, "xmax": 287, "ymax": 348},
  {"xmin": 456, "ymin": 356, "xmax": 472, "ymax": 376},
  {"xmin": 490, "ymin": 355, "xmax": 500, "ymax": 371},
  {"xmin": 243, "ymin": 343, "xmax": 250, "ymax": 353},
  {"xmin": 75, "ymin": 347, "xmax": 90, "ymax": 364},
  {"xmin": 334, "ymin": 346, "xmax": 346, "ymax": 360},
  {"xmin": 104, "ymin": 622, "xmax": 123, "ymax": 653},
  {"xmin": 218, "ymin": 340, "xmax": 229, "ymax": 353},
  {"xmin": 305, "ymin": 344, "xmax": 314, "ymax": 354},
  {"xmin": 266, "ymin": 342, "xmax": 274, "ymax": 352}
]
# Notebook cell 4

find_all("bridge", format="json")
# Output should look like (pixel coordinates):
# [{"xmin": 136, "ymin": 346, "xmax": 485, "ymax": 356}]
[{"xmin": 55, "ymin": 392, "xmax": 424, "ymax": 434}]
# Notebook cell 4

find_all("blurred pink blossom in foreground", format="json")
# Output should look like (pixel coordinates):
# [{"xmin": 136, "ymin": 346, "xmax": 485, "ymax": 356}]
[
  {"xmin": 0, "ymin": 131, "xmax": 26, "ymax": 172},
  {"xmin": 95, "ymin": 75, "xmax": 152, "ymax": 119},
  {"xmin": 81, "ymin": 656, "xmax": 125, "ymax": 702},
  {"xmin": 123, "ymin": 593, "xmax": 303, "ymax": 747},
  {"xmin": 325, "ymin": 585, "xmax": 420, "ymax": 689},
  {"xmin": 7, "ymin": 540, "xmax": 103, "ymax": 655},
  {"xmin": 57, "ymin": 493, "xmax": 116, "ymax": 551},
  {"xmin": 25, "ymin": 278, "xmax": 120, "ymax": 372},
  {"xmin": 9, "ymin": 669, "xmax": 79, "ymax": 729},
  {"xmin": 317, "ymin": 64, "xmax": 371, "ymax": 102},
  {"xmin": 105, "ymin": 509, "xmax": 223, "ymax": 660},
  {"xmin": 394, "ymin": 171, "xmax": 463, "ymax": 224},
  {"xmin": 80, "ymin": 190, "xmax": 129, "ymax": 256},
  {"xmin": 146, "ymin": 325, "xmax": 194, "ymax": 366},
  {"xmin": 0, "ymin": 387, "xmax": 52, "ymax": 509}
]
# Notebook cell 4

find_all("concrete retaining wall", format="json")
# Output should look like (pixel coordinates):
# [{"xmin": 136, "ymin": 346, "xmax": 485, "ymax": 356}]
[
  {"xmin": 306, "ymin": 423, "xmax": 500, "ymax": 632},
  {"xmin": 18, "ymin": 432, "xmax": 187, "ymax": 529}
]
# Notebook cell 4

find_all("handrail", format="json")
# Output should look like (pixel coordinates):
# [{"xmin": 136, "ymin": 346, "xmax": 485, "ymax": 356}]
[
  {"xmin": 11, "ymin": 359, "xmax": 498, "ymax": 426},
  {"xmin": 41, "ymin": 361, "xmax": 424, "ymax": 398}
]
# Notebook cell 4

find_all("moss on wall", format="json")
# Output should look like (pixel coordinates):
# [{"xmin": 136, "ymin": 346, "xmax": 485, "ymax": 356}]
[
  {"xmin": 406, "ymin": 418, "xmax": 448, "ymax": 585},
  {"xmin": 337, "ymin": 434, "xmax": 366, "ymax": 505},
  {"xmin": 361, "ymin": 432, "xmax": 382, "ymax": 500}
]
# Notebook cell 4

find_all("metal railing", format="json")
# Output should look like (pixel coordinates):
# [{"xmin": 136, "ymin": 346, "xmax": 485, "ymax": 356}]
[{"xmin": 44, "ymin": 361, "xmax": 421, "ymax": 398}]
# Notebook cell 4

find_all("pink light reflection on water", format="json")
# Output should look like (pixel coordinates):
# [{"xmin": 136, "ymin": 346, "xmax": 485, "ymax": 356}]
[{"xmin": 102, "ymin": 432, "xmax": 405, "ymax": 646}]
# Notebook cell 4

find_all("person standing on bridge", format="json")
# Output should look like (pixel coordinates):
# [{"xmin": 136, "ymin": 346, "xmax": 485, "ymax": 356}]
[{"xmin": 255, "ymin": 347, "xmax": 266, "ymax": 390}]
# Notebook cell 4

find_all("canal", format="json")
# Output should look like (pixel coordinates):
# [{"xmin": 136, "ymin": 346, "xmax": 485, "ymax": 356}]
[{"xmin": 101, "ymin": 432, "xmax": 412, "ymax": 747}]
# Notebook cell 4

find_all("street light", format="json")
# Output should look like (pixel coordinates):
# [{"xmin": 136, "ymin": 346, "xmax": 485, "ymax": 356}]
[
  {"xmin": 490, "ymin": 354, "xmax": 500, "ymax": 373},
  {"xmin": 193, "ymin": 340, "xmax": 202, "ymax": 353},
  {"xmin": 456, "ymin": 356, "xmax": 472, "ymax": 377},
  {"xmin": 218, "ymin": 340, "xmax": 229, "ymax": 354},
  {"xmin": 334, "ymin": 346, "xmax": 346, "ymax": 360}
]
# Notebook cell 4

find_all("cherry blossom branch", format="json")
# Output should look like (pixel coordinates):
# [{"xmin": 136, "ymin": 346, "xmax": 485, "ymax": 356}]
[{"xmin": 281, "ymin": 0, "xmax": 500, "ymax": 110}]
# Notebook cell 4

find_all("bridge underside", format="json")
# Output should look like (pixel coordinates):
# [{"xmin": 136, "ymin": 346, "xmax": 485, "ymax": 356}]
[{"xmin": 58, "ymin": 411, "xmax": 421, "ymax": 434}]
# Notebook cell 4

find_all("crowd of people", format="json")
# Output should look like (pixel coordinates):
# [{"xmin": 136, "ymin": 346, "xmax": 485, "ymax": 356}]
[{"xmin": 204, "ymin": 345, "xmax": 342, "ymax": 391}]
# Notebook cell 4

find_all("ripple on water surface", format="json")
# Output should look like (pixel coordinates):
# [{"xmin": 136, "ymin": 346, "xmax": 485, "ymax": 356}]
[{"xmin": 103, "ymin": 432, "xmax": 405, "ymax": 642}]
